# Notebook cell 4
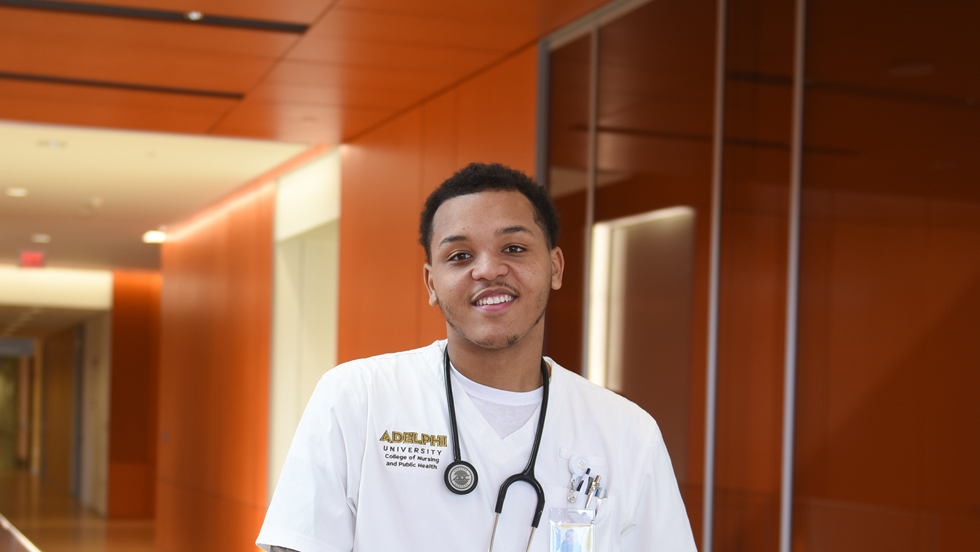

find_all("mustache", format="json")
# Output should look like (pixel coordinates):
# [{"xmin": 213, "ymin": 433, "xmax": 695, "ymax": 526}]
[{"xmin": 469, "ymin": 282, "xmax": 520, "ymax": 303}]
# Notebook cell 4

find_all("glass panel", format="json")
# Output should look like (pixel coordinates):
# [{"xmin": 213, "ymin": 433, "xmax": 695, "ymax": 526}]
[
  {"xmin": 712, "ymin": 0, "xmax": 795, "ymax": 549},
  {"xmin": 593, "ymin": 0, "xmax": 717, "ymax": 542},
  {"xmin": 545, "ymin": 34, "xmax": 591, "ymax": 374},
  {"xmin": 795, "ymin": 1, "xmax": 980, "ymax": 550}
]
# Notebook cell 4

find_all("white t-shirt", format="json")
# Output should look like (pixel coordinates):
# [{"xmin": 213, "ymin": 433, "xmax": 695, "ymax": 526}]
[
  {"xmin": 257, "ymin": 340, "xmax": 696, "ymax": 552},
  {"xmin": 451, "ymin": 364, "xmax": 542, "ymax": 438}
]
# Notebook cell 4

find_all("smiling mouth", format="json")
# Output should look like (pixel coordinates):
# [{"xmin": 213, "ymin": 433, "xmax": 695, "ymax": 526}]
[{"xmin": 474, "ymin": 294, "xmax": 515, "ymax": 307}]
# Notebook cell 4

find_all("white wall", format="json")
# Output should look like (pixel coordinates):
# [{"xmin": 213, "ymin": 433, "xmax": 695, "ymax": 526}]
[
  {"xmin": 79, "ymin": 312, "xmax": 110, "ymax": 515},
  {"xmin": 269, "ymin": 149, "xmax": 341, "ymax": 500},
  {"xmin": 0, "ymin": 265, "xmax": 112, "ymax": 309}
]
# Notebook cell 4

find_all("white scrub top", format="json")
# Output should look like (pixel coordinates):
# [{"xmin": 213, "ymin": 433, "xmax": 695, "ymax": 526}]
[{"xmin": 257, "ymin": 341, "xmax": 696, "ymax": 552}]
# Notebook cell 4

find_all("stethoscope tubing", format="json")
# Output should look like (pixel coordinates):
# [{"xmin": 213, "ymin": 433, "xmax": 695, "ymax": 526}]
[
  {"xmin": 492, "ymin": 359, "xmax": 548, "ymax": 528},
  {"xmin": 443, "ymin": 347, "xmax": 550, "ymax": 531}
]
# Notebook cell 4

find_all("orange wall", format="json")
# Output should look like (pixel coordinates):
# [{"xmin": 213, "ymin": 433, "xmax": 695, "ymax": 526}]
[
  {"xmin": 42, "ymin": 326, "xmax": 76, "ymax": 493},
  {"xmin": 157, "ymin": 183, "xmax": 275, "ymax": 550},
  {"xmin": 107, "ymin": 270, "xmax": 161, "ymax": 518},
  {"xmin": 157, "ymin": 182, "xmax": 274, "ymax": 551},
  {"xmin": 155, "ymin": 146, "xmax": 326, "ymax": 552},
  {"xmin": 338, "ymin": 46, "xmax": 538, "ymax": 362}
]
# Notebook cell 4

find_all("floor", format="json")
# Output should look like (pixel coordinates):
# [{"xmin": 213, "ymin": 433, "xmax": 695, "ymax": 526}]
[{"xmin": 0, "ymin": 469, "xmax": 154, "ymax": 552}]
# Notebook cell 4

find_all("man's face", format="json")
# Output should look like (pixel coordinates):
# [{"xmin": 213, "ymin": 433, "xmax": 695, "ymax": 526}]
[{"xmin": 423, "ymin": 190, "xmax": 563, "ymax": 350}]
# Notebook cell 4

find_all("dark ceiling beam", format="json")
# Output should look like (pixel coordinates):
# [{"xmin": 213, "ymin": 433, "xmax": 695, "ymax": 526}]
[
  {"xmin": 0, "ymin": 70, "xmax": 245, "ymax": 98},
  {"xmin": 0, "ymin": 0, "xmax": 309, "ymax": 33}
]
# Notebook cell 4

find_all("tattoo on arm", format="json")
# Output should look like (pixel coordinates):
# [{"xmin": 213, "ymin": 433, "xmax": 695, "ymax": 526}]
[{"xmin": 270, "ymin": 547, "xmax": 300, "ymax": 552}]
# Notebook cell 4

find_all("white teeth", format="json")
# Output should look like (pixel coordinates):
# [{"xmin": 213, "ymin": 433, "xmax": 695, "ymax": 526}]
[{"xmin": 476, "ymin": 295, "xmax": 514, "ymax": 306}]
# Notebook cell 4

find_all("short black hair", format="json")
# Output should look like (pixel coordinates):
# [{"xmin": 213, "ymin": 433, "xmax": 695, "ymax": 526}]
[{"xmin": 419, "ymin": 162, "xmax": 561, "ymax": 262}]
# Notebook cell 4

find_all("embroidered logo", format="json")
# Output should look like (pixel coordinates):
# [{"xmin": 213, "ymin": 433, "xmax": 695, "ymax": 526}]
[
  {"xmin": 379, "ymin": 430, "xmax": 447, "ymax": 471},
  {"xmin": 379, "ymin": 430, "xmax": 447, "ymax": 447}
]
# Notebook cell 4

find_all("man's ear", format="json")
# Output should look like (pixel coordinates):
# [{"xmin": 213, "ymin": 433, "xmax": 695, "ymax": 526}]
[
  {"xmin": 423, "ymin": 263, "xmax": 439, "ymax": 306},
  {"xmin": 550, "ymin": 246, "xmax": 565, "ymax": 291}
]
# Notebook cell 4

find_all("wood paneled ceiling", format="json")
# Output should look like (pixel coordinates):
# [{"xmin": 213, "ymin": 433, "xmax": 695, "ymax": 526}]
[{"xmin": 0, "ymin": 0, "xmax": 610, "ymax": 145}]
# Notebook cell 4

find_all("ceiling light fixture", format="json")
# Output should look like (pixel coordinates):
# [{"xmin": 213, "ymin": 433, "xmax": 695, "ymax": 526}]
[
  {"xmin": 184, "ymin": 10, "xmax": 203, "ymax": 21},
  {"xmin": 5, "ymin": 187, "xmax": 30, "ymax": 197},
  {"xmin": 37, "ymin": 139, "xmax": 67, "ymax": 148},
  {"xmin": 143, "ymin": 230, "xmax": 167, "ymax": 244},
  {"xmin": 32, "ymin": 234, "xmax": 51, "ymax": 243}
]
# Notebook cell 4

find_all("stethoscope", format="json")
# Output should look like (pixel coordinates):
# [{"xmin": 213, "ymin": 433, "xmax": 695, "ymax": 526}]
[{"xmin": 442, "ymin": 347, "xmax": 550, "ymax": 552}]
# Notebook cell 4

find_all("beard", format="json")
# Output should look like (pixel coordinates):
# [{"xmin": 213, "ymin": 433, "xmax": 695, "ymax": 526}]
[{"xmin": 437, "ymin": 291, "xmax": 550, "ymax": 350}]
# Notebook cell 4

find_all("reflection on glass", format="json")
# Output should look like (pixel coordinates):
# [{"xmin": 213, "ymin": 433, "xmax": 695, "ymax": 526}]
[
  {"xmin": 546, "ymin": 0, "xmax": 716, "ymax": 545},
  {"xmin": 592, "ymin": 5, "xmax": 714, "ymax": 540},
  {"xmin": 545, "ymin": 34, "xmax": 591, "ymax": 375},
  {"xmin": 794, "ymin": 1, "xmax": 980, "ymax": 550},
  {"xmin": 711, "ymin": 0, "xmax": 795, "ymax": 549},
  {"xmin": 588, "ymin": 207, "xmax": 696, "ymax": 483}
]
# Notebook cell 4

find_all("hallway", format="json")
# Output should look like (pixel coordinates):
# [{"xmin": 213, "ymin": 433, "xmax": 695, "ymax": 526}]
[{"xmin": 0, "ymin": 469, "xmax": 153, "ymax": 552}]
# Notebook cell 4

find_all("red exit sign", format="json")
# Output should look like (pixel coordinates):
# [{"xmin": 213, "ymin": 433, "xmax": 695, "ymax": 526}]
[{"xmin": 19, "ymin": 250, "xmax": 45, "ymax": 268}]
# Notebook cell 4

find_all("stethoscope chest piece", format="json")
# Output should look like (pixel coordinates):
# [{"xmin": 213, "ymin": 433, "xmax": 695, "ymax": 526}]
[{"xmin": 445, "ymin": 459, "xmax": 478, "ymax": 494}]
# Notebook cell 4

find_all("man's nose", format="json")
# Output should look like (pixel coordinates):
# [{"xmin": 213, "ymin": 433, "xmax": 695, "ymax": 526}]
[{"xmin": 471, "ymin": 252, "xmax": 508, "ymax": 280}]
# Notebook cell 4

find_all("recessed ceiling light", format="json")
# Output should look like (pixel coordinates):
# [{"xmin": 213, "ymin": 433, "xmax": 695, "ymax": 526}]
[
  {"xmin": 32, "ymin": 234, "xmax": 51, "ymax": 243},
  {"xmin": 143, "ymin": 230, "xmax": 167, "ymax": 244},
  {"xmin": 37, "ymin": 139, "xmax": 67, "ymax": 148},
  {"xmin": 184, "ymin": 10, "xmax": 203, "ymax": 20},
  {"xmin": 5, "ymin": 187, "xmax": 30, "ymax": 197},
  {"xmin": 888, "ymin": 61, "xmax": 935, "ymax": 78}
]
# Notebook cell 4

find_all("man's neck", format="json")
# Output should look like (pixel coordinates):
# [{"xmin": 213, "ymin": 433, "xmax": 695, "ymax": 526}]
[{"xmin": 446, "ymin": 329, "xmax": 547, "ymax": 392}]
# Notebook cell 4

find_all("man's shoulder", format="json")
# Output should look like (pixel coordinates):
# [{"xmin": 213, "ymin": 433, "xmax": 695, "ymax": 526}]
[
  {"xmin": 300, "ymin": 340, "xmax": 445, "ymax": 420},
  {"xmin": 317, "ymin": 340, "xmax": 445, "ymax": 389},
  {"xmin": 550, "ymin": 359, "xmax": 661, "ymax": 435}
]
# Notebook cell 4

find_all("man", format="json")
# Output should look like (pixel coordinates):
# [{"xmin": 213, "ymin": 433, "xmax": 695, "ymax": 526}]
[
  {"xmin": 257, "ymin": 163, "xmax": 695, "ymax": 552},
  {"xmin": 561, "ymin": 529, "xmax": 583, "ymax": 552}
]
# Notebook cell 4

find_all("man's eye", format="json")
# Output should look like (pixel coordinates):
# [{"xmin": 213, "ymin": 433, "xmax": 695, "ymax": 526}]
[
  {"xmin": 504, "ymin": 245, "xmax": 526, "ymax": 253},
  {"xmin": 448, "ymin": 252, "xmax": 471, "ymax": 262}
]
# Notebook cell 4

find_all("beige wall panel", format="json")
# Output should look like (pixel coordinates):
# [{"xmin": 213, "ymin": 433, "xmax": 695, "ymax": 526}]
[
  {"xmin": 269, "ymin": 221, "xmax": 339, "ymax": 498},
  {"xmin": 79, "ymin": 312, "xmax": 111, "ymax": 516}
]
